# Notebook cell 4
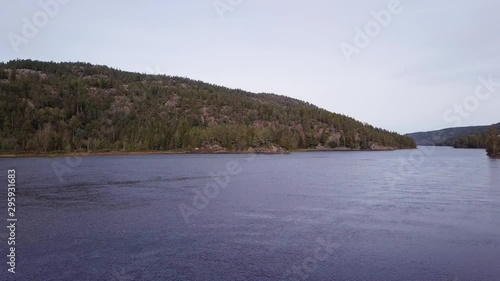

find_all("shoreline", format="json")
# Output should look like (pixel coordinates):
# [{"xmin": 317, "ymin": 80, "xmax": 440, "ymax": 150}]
[{"xmin": 0, "ymin": 147, "xmax": 415, "ymax": 158}]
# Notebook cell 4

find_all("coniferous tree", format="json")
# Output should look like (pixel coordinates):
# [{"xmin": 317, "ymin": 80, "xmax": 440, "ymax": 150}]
[{"xmin": 0, "ymin": 59, "xmax": 416, "ymax": 153}]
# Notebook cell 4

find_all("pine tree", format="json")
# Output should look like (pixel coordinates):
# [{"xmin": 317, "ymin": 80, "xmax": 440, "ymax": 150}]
[{"xmin": 0, "ymin": 59, "xmax": 417, "ymax": 154}]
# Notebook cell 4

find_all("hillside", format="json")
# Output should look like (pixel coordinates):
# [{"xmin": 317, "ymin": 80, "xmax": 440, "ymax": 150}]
[
  {"xmin": 406, "ymin": 123, "xmax": 500, "ymax": 146},
  {"xmin": 0, "ymin": 59, "xmax": 415, "ymax": 154}
]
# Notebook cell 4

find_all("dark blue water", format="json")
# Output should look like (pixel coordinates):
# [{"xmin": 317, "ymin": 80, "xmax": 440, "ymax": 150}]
[{"xmin": 1, "ymin": 147, "xmax": 499, "ymax": 280}]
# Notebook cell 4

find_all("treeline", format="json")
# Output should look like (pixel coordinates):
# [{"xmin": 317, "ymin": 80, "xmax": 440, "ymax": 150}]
[
  {"xmin": 406, "ymin": 123, "xmax": 500, "ymax": 146},
  {"xmin": 453, "ymin": 133, "xmax": 488, "ymax": 149},
  {"xmin": 0, "ymin": 59, "xmax": 415, "ymax": 153},
  {"xmin": 450, "ymin": 128, "xmax": 500, "ymax": 158}
]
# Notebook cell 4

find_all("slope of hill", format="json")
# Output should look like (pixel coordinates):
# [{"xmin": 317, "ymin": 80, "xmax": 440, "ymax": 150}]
[
  {"xmin": 406, "ymin": 123, "xmax": 500, "ymax": 146},
  {"xmin": 0, "ymin": 59, "xmax": 415, "ymax": 154}
]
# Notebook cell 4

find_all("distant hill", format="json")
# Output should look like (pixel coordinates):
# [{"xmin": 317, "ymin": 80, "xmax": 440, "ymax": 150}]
[
  {"xmin": 0, "ymin": 59, "xmax": 415, "ymax": 154},
  {"xmin": 406, "ymin": 123, "xmax": 500, "ymax": 146}
]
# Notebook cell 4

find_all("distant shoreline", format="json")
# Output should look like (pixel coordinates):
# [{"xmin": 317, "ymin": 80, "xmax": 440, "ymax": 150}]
[{"xmin": 0, "ymin": 147, "xmax": 412, "ymax": 158}]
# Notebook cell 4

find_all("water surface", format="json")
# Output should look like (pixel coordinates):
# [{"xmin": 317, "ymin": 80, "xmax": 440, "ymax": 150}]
[{"xmin": 1, "ymin": 147, "xmax": 499, "ymax": 280}]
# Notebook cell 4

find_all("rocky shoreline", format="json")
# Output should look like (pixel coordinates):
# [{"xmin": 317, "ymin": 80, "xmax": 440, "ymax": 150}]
[
  {"xmin": 0, "ymin": 143, "xmax": 406, "ymax": 158},
  {"xmin": 191, "ymin": 144, "xmax": 289, "ymax": 154}
]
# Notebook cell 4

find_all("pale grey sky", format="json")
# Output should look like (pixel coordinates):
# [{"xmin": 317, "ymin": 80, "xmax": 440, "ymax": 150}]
[{"xmin": 1, "ymin": 0, "xmax": 499, "ymax": 134}]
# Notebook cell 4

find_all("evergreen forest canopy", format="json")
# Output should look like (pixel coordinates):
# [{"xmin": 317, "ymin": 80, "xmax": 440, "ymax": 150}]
[
  {"xmin": 406, "ymin": 123, "xmax": 500, "ymax": 147},
  {"xmin": 486, "ymin": 128, "xmax": 500, "ymax": 158},
  {"xmin": 407, "ymin": 123, "xmax": 500, "ymax": 158},
  {"xmin": 453, "ymin": 128, "xmax": 500, "ymax": 158},
  {"xmin": 0, "ymin": 59, "xmax": 415, "ymax": 154}
]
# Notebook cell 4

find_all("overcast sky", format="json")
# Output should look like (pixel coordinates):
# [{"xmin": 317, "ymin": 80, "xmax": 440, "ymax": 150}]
[{"xmin": 1, "ymin": 0, "xmax": 499, "ymax": 134}]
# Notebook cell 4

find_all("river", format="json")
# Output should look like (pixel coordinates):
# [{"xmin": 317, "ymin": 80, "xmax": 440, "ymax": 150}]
[{"xmin": 0, "ymin": 147, "xmax": 499, "ymax": 280}]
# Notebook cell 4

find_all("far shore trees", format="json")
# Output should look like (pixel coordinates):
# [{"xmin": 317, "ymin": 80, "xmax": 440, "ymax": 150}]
[{"xmin": 486, "ymin": 128, "xmax": 500, "ymax": 158}]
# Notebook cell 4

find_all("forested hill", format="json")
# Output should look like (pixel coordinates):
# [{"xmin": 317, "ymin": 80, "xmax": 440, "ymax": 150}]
[
  {"xmin": 0, "ymin": 59, "xmax": 415, "ymax": 154},
  {"xmin": 406, "ymin": 123, "xmax": 500, "ymax": 147}
]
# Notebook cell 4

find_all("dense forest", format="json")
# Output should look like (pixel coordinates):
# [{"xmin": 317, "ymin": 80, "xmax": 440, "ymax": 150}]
[
  {"xmin": 452, "ymin": 133, "xmax": 489, "ymax": 149},
  {"xmin": 486, "ymin": 129, "xmax": 500, "ymax": 158},
  {"xmin": 406, "ymin": 123, "xmax": 500, "ymax": 146},
  {"xmin": 449, "ymin": 127, "xmax": 500, "ymax": 154},
  {"xmin": 0, "ymin": 59, "xmax": 415, "ymax": 154},
  {"xmin": 407, "ymin": 123, "xmax": 500, "ymax": 158}
]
